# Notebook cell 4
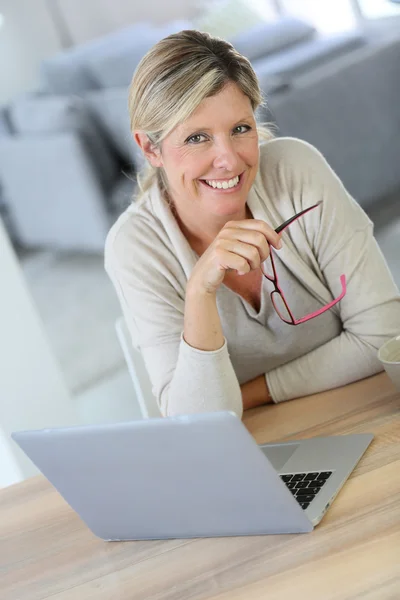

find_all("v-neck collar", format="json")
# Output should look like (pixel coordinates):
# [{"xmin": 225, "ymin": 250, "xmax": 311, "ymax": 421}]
[{"xmin": 220, "ymin": 270, "xmax": 267, "ymax": 319}]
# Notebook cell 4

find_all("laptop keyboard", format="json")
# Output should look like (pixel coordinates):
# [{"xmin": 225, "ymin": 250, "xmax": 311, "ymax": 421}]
[{"xmin": 280, "ymin": 471, "xmax": 333, "ymax": 509}]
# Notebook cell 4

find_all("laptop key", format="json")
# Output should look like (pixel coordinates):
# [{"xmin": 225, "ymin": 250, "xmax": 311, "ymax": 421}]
[
  {"xmin": 311, "ymin": 479, "xmax": 326, "ymax": 487},
  {"xmin": 304, "ymin": 473, "xmax": 319, "ymax": 481},
  {"xmin": 295, "ymin": 494, "xmax": 314, "ymax": 503},
  {"xmin": 291, "ymin": 473, "xmax": 307, "ymax": 482},
  {"xmin": 306, "ymin": 487, "xmax": 322, "ymax": 496},
  {"xmin": 287, "ymin": 482, "xmax": 297, "ymax": 490},
  {"xmin": 281, "ymin": 475, "xmax": 292, "ymax": 483},
  {"xmin": 299, "ymin": 502, "xmax": 310, "ymax": 509},
  {"xmin": 316, "ymin": 472, "xmax": 332, "ymax": 481},
  {"xmin": 295, "ymin": 481, "xmax": 309, "ymax": 489}
]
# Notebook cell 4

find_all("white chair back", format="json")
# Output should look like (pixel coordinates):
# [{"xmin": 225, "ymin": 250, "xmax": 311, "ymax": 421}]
[{"xmin": 115, "ymin": 317, "xmax": 161, "ymax": 419}]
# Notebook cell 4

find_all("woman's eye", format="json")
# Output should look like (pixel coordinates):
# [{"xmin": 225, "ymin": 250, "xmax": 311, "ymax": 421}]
[
  {"xmin": 233, "ymin": 125, "xmax": 251, "ymax": 134},
  {"xmin": 186, "ymin": 125, "xmax": 251, "ymax": 144},
  {"xmin": 186, "ymin": 133, "xmax": 207, "ymax": 144}
]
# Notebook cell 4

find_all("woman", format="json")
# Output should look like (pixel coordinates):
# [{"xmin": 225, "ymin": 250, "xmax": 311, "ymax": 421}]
[{"xmin": 105, "ymin": 30, "xmax": 399, "ymax": 419}]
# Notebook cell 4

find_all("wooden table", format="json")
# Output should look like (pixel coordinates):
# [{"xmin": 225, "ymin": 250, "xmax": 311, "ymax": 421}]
[{"xmin": 1, "ymin": 373, "xmax": 399, "ymax": 600}]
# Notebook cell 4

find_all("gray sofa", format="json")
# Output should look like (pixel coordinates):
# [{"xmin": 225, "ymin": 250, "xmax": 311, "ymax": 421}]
[{"xmin": 0, "ymin": 17, "xmax": 399, "ymax": 252}]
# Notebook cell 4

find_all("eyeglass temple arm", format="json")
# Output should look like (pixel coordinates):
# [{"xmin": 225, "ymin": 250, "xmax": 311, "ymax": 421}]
[
  {"xmin": 294, "ymin": 274, "xmax": 347, "ymax": 325},
  {"xmin": 275, "ymin": 201, "xmax": 323, "ymax": 234}
]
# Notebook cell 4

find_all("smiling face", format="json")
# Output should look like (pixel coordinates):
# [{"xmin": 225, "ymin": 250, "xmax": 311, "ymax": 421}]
[{"xmin": 141, "ymin": 82, "xmax": 260, "ymax": 235}]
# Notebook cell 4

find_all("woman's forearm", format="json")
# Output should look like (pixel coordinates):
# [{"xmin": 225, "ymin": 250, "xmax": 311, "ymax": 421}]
[
  {"xmin": 241, "ymin": 375, "xmax": 273, "ymax": 410},
  {"xmin": 266, "ymin": 330, "xmax": 385, "ymax": 403},
  {"xmin": 184, "ymin": 284, "xmax": 272, "ymax": 411},
  {"xmin": 183, "ymin": 282, "xmax": 224, "ymax": 351}
]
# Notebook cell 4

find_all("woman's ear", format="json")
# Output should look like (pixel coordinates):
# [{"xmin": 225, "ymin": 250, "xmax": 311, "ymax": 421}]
[{"xmin": 134, "ymin": 132, "xmax": 163, "ymax": 167}]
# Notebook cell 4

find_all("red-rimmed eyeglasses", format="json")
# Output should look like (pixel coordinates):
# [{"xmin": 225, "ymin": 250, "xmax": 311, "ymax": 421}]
[{"xmin": 261, "ymin": 201, "xmax": 347, "ymax": 325}]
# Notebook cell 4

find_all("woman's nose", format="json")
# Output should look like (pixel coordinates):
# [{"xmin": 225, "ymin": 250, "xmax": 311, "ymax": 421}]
[{"xmin": 212, "ymin": 139, "xmax": 240, "ymax": 172}]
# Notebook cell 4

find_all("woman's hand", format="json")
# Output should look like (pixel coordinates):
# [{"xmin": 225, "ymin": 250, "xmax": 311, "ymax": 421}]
[{"xmin": 188, "ymin": 219, "xmax": 282, "ymax": 295}]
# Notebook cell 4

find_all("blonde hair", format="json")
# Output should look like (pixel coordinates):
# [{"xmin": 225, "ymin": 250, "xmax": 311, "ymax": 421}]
[{"xmin": 128, "ymin": 29, "xmax": 274, "ymax": 199}]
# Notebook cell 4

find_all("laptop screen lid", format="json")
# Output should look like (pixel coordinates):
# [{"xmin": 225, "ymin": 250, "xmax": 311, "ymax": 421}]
[{"xmin": 12, "ymin": 411, "xmax": 312, "ymax": 540}]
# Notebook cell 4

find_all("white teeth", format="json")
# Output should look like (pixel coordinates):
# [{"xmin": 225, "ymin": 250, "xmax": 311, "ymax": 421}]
[{"xmin": 205, "ymin": 175, "xmax": 240, "ymax": 189}]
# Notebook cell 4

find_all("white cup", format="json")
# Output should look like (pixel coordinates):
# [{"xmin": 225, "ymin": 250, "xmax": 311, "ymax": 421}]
[{"xmin": 378, "ymin": 334, "xmax": 400, "ymax": 391}]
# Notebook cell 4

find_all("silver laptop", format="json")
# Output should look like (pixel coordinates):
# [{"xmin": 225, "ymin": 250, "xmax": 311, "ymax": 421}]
[{"xmin": 12, "ymin": 411, "xmax": 373, "ymax": 540}]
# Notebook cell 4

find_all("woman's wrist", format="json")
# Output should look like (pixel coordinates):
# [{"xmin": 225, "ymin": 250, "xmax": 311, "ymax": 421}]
[
  {"xmin": 186, "ymin": 277, "xmax": 217, "ymax": 299},
  {"xmin": 184, "ymin": 281, "xmax": 224, "ymax": 351},
  {"xmin": 241, "ymin": 375, "xmax": 272, "ymax": 410}
]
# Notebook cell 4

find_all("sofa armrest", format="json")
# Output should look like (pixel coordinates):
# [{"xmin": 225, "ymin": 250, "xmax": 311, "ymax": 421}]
[
  {"xmin": 8, "ymin": 93, "xmax": 120, "ymax": 194},
  {"xmin": 0, "ymin": 132, "xmax": 113, "ymax": 251},
  {"xmin": 264, "ymin": 37, "xmax": 400, "ymax": 208},
  {"xmin": 231, "ymin": 17, "xmax": 316, "ymax": 63},
  {"xmin": 253, "ymin": 31, "xmax": 366, "ymax": 82}
]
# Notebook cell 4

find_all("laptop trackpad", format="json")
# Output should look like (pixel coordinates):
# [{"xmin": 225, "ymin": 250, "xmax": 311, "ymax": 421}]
[{"xmin": 260, "ymin": 444, "xmax": 299, "ymax": 471}]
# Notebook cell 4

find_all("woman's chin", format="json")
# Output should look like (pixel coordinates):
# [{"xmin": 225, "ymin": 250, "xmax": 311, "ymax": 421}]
[{"xmin": 202, "ymin": 196, "xmax": 247, "ymax": 219}]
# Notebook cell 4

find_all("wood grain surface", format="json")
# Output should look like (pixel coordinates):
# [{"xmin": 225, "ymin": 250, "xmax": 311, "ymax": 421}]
[{"xmin": 1, "ymin": 372, "xmax": 399, "ymax": 600}]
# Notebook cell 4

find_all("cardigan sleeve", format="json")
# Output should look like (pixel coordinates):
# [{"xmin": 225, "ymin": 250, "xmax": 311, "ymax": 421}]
[
  {"xmin": 105, "ymin": 215, "xmax": 243, "ymax": 419},
  {"xmin": 265, "ymin": 139, "xmax": 400, "ymax": 402}
]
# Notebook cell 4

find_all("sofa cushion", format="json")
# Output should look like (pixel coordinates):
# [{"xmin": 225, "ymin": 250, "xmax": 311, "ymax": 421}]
[
  {"xmin": 0, "ymin": 106, "xmax": 13, "ymax": 136},
  {"xmin": 84, "ymin": 88, "xmax": 145, "ymax": 170},
  {"xmin": 231, "ymin": 17, "xmax": 316, "ymax": 62},
  {"xmin": 252, "ymin": 31, "xmax": 366, "ymax": 81},
  {"xmin": 9, "ymin": 94, "xmax": 119, "ymax": 190},
  {"xmin": 39, "ymin": 56, "xmax": 97, "ymax": 96},
  {"xmin": 0, "ymin": 134, "xmax": 112, "ymax": 251},
  {"xmin": 40, "ymin": 21, "xmax": 153, "ymax": 94},
  {"xmin": 109, "ymin": 173, "xmax": 138, "ymax": 218},
  {"xmin": 87, "ymin": 20, "xmax": 192, "ymax": 89},
  {"xmin": 86, "ymin": 35, "xmax": 159, "ymax": 90}
]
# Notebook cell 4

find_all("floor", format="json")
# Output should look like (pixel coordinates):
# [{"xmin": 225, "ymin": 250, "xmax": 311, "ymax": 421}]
[
  {"xmin": 20, "ymin": 249, "xmax": 143, "ymax": 423},
  {"xmin": 19, "ymin": 197, "xmax": 400, "ymax": 425}
]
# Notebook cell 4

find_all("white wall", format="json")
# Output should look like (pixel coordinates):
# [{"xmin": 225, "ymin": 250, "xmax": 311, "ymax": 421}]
[
  {"xmin": 0, "ymin": 0, "xmax": 63, "ymax": 104},
  {"xmin": 56, "ymin": 0, "xmax": 203, "ymax": 45},
  {"xmin": 0, "ymin": 219, "xmax": 79, "ymax": 488}
]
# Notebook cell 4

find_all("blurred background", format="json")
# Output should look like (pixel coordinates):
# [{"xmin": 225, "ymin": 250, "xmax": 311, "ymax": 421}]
[{"xmin": 1, "ymin": 0, "xmax": 399, "ymax": 485}]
